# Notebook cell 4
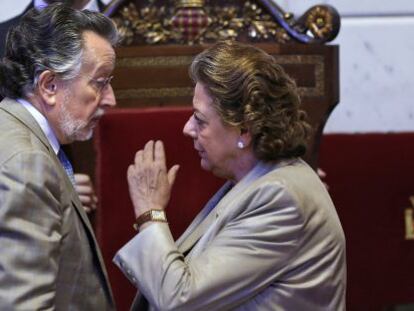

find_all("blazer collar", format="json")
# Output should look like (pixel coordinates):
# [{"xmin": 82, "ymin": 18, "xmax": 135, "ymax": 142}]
[
  {"xmin": 176, "ymin": 181, "xmax": 233, "ymax": 253},
  {"xmin": 0, "ymin": 97, "xmax": 52, "ymax": 152},
  {"xmin": 176, "ymin": 160, "xmax": 292, "ymax": 254}
]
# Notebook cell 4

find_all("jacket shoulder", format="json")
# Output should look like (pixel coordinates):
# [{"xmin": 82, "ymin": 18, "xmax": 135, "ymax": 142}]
[{"xmin": 0, "ymin": 108, "xmax": 49, "ymax": 164}]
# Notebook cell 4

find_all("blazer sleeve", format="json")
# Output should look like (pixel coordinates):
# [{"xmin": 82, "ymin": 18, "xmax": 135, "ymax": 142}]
[
  {"xmin": 0, "ymin": 150, "xmax": 63, "ymax": 310},
  {"xmin": 114, "ymin": 181, "xmax": 303, "ymax": 311}
]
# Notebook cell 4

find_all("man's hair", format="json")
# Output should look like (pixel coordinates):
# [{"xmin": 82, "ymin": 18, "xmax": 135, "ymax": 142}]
[
  {"xmin": 0, "ymin": 3, "xmax": 118, "ymax": 99},
  {"xmin": 190, "ymin": 40, "xmax": 311, "ymax": 161}
]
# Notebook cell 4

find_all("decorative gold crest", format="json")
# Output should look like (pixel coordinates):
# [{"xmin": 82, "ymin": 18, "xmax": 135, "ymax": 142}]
[{"xmin": 109, "ymin": 0, "xmax": 340, "ymax": 46}]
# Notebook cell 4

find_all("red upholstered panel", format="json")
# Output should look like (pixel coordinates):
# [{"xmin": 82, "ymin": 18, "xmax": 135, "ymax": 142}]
[
  {"xmin": 319, "ymin": 133, "xmax": 414, "ymax": 311},
  {"xmin": 94, "ymin": 108, "xmax": 223, "ymax": 310}
]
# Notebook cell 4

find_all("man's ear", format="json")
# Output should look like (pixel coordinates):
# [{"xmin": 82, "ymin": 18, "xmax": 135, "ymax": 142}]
[{"xmin": 37, "ymin": 70, "xmax": 58, "ymax": 107}]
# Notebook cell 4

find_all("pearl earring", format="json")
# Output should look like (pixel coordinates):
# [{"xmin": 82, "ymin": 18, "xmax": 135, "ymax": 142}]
[{"xmin": 237, "ymin": 140, "xmax": 245, "ymax": 149}]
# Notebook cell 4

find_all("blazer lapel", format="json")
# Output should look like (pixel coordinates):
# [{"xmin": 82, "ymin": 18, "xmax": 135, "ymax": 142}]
[
  {"xmin": 176, "ymin": 181, "xmax": 233, "ymax": 254},
  {"xmin": 177, "ymin": 161, "xmax": 287, "ymax": 255},
  {"xmin": 213, "ymin": 161, "xmax": 280, "ymax": 217},
  {"xmin": 71, "ymin": 193, "xmax": 115, "ymax": 303}
]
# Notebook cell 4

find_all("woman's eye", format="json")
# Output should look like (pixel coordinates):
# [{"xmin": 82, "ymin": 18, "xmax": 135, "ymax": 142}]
[{"xmin": 194, "ymin": 114, "xmax": 205, "ymax": 125}]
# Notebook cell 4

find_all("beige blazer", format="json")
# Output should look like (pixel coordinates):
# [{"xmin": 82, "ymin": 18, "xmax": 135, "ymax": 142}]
[
  {"xmin": 115, "ymin": 159, "xmax": 346, "ymax": 311},
  {"xmin": 0, "ymin": 98, "xmax": 115, "ymax": 310}
]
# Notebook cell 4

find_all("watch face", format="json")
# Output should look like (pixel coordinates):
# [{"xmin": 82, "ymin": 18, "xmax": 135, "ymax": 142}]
[{"xmin": 151, "ymin": 210, "xmax": 166, "ymax": 221}]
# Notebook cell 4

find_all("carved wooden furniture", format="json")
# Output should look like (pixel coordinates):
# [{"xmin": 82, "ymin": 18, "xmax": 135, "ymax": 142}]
[{"xmin": 72, "ymin": 1, "xmax": 342, "ymax": 309}]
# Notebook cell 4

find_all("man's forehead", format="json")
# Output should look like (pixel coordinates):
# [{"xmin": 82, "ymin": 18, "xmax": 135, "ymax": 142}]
[
  {"xmin": 77, "ymin": 41, "xmax": 115, "ymax": 78},
  {"xmin": 81, "ymin": 31, "xmax": 115, "ymax": 62},
  {"xmin": 82, "ymin": 31, "xmax": 112, "ymax": 48}
]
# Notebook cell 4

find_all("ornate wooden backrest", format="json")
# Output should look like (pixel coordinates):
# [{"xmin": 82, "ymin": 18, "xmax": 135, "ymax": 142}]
[{"xmin": 104, "ymin": 0, "xmax": 339, "ymax": 45}]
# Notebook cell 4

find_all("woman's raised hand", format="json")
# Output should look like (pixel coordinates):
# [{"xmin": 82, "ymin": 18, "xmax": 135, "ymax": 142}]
[{"xmin": 127, "ymin": 140, "xmax": 179, "ymax": 218}]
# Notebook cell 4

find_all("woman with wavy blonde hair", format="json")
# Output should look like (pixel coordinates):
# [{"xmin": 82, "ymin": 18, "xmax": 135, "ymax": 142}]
[{"xmin": 115, "ymin": 40, "xmax": 346, "ymax": 311}]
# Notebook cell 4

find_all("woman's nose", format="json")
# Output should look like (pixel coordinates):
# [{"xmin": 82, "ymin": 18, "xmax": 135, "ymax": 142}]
[{"xmin": 183, "ymin": 116, "xmax": 196, "ymax": 138}]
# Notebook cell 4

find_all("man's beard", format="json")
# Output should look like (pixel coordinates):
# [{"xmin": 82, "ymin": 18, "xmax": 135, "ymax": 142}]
[{"xmin": 58, "ymin": 95, "xmax": 104, "ymax": 142}]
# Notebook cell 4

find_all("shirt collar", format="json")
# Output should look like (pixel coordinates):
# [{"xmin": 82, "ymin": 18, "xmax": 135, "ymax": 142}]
[
  {"xmin": 34, "ymin": 0, "xmax": 100, "ymax": 12},
  {"xmin": 17, "ymin": 98, "xmax": 60, "ymax": 155}
]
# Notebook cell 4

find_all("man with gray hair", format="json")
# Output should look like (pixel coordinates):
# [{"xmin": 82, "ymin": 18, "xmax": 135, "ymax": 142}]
[
  {"xmin": 0, "ymin": 0, "xmax": 106, "ymax": 60},
  {"xmin": 0, "ymin": 4, "xmax": 117, "ymax": 309},
  {"xmin": 0, "ymin": 0, "xmax": 107, "ymax": 215}
]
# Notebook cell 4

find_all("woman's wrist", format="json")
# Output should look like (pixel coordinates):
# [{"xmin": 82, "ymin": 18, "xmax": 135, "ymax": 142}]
[{"xmin": 133, "ymin": 209, "xmax": 167, "ymax": 231}]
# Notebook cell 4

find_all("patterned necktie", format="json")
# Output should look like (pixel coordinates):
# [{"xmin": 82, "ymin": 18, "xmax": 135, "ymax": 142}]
[{"xmin": 57, "ymin": 148, "xmax": 75, "ymax": 185}]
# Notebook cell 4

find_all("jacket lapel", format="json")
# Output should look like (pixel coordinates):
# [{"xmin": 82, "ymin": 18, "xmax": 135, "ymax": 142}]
[
  {"xmin": 212, "ymin": 161, "xmax": 279, "ymax": 217},
  {"xmin": 176, "ymin": 161, "xmax": 284, "ymax": 256},
  {"xmin": 176, "ymin": 181, "xmax": 233, "ymax": 254},
  {"xmin": 71, "ymin": 194, "xmax": 115, "ymax": 303}
]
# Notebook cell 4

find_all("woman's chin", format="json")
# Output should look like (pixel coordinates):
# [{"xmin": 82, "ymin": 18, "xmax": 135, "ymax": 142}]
[
  {"xmin": 200, "ymin": 158, "xmax": 211, "ymax": 172},
  {"xmin": 200, "ymin": 160, "xmax": 229, "ymax": 180}
]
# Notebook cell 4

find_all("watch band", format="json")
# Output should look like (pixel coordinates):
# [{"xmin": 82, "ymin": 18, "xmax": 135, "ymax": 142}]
[{"xmin": 133, "ymin": 209, "xmax": 167, "ymax": 231}]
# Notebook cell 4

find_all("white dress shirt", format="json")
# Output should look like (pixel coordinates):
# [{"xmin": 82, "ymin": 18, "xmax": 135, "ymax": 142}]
[{"xmin": 17, "ymin": 98, "xmax": 60, "ymax": 155}]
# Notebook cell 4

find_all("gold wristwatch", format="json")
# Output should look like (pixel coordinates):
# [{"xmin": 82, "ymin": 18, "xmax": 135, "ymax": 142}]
[{"xmin": 133, "ymin": 209, "xmax": 167, "ymax": 231}]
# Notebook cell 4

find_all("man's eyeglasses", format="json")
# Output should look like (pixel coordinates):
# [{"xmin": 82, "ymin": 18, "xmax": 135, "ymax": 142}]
[{"xmin": 89, "ymin": 75, "xmax": 114, "ymax": 93}]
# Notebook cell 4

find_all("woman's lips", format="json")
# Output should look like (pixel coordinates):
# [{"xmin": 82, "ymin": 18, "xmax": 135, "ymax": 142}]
[{"xmin": 195, "ymin": 147, "xmax": 204, "ymax": 157}]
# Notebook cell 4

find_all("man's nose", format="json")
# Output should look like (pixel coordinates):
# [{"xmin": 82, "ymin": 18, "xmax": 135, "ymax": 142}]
[{"xmin": 100, "ymin": 85, "xmax": 116, "ymax": 108}]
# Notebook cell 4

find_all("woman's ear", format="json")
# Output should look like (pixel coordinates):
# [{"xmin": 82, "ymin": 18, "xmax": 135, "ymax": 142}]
[
  {"xmin": 37, "ymin": 70, "xmax": 58, "ymax": 107},
  {"xmin": 239, "ymin": 127, "xmax": 252, "ymax": 148}
]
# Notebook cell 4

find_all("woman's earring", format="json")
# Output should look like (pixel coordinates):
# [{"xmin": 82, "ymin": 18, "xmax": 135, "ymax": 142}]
[{"xmin": 237, "ymin": 140, "xmax": 245, "ymax": 149}]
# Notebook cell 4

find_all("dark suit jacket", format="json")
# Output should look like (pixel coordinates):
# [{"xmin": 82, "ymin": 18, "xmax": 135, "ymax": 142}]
[
  {"xmin": 0, "ymin": 0, "xmax": 106, "ymax": 57},
  {"xmin": 0, "ymin": 3, "xmax": 32, "ymax": 57},
  {"xmin": 0, "ymin": 98, "xmax": 115, "ymax": 310}
]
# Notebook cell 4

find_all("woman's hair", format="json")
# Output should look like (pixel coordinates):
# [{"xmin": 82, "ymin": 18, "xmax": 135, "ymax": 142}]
[
  {"xmin": 189, "ymin": 40, "xmax": 311, "ymax": 161},
  {"xmin": 0, "ymin": 3, "xmax": 118, "ymax": 99}
]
